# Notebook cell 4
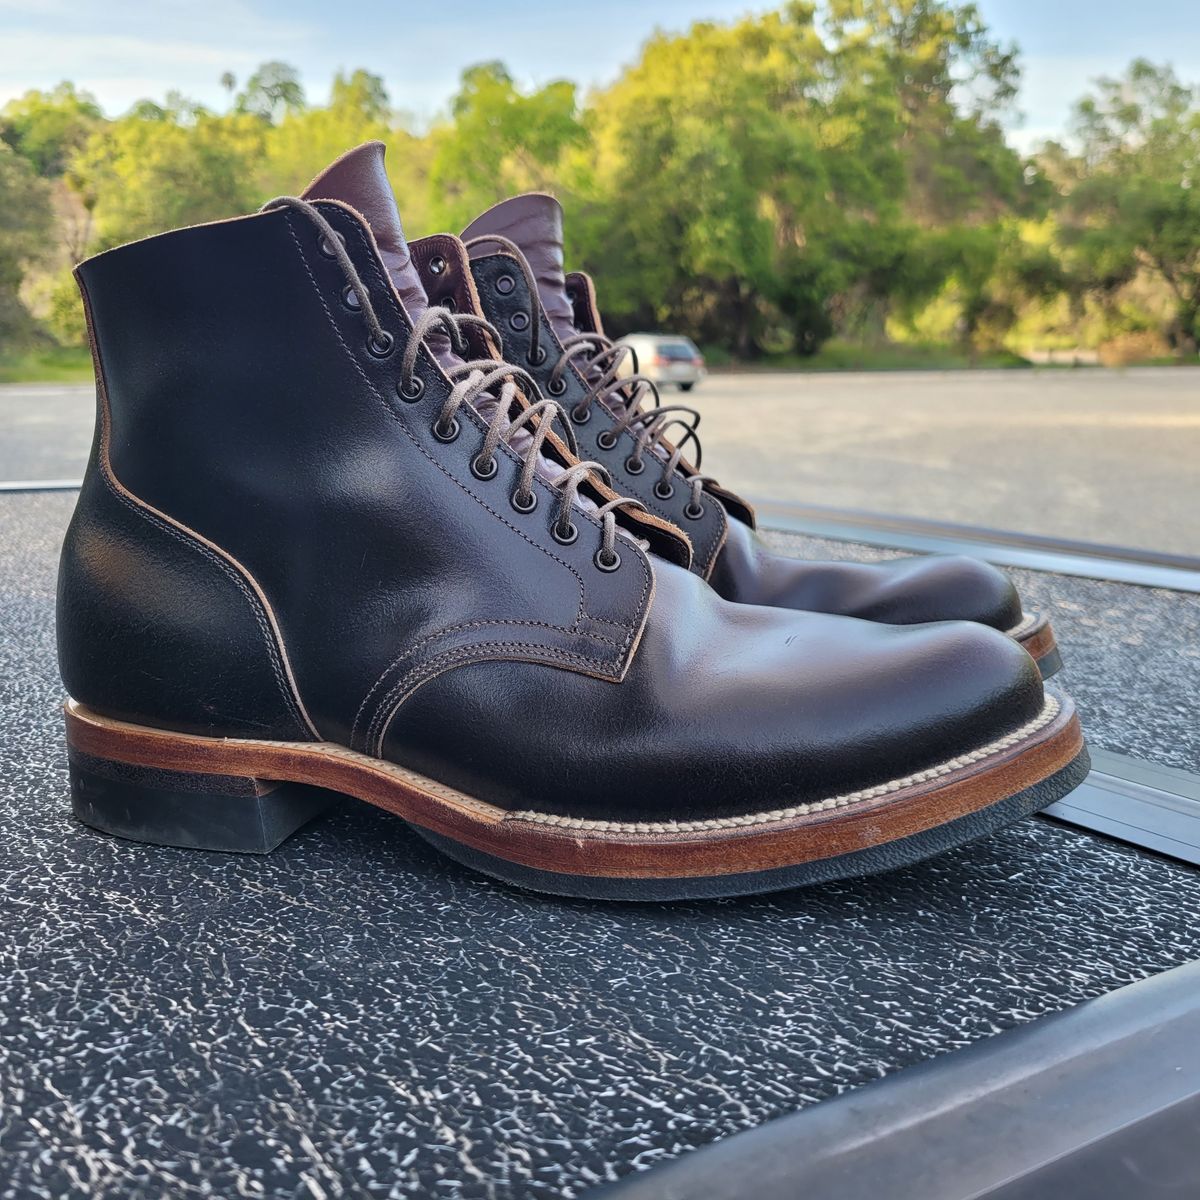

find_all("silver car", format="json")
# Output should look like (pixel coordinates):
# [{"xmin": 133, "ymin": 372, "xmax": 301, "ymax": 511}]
[{"xmin": 615, "ymin": 333, "xmax": 707, "ymax": 391}]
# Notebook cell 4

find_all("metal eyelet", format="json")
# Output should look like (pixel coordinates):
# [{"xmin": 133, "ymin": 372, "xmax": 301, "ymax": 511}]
[
  {"xmin": 625, "ymin": 456, "xmax": 645, "ymax": 475},
  {"xmin": 471, "ymin": 454, "xmax": 498, "ymax": 480},
  {"xmin": 367, "ymin": 332, "xmax": 395, "ymax": 358},
  {"xmin": 594, "ymin": 548, "xmax": 621, "ymax": 573},
  {"xmin": 428, "ymin": 256, "xmax": 447, "ymax": 275},
  {"xmin": 571, "ymin": 406, "xmax": 591, "ymax": 425},
  {"xmin": 566, "ymin": 288, "xmax": 576, "ymax": 303},
  {"xmin": 341, "ymin": 285, "xmax": 361, "ymax": 310},
  {"xmin": 318, "ymin": 231, "xmax": 346, "ymax": 258},
  {"xmin": 397, "ymin": 376, "xmax": 425, "ymax": 402},
  {"xmin": 510, "ymin": 311, "xmax": 530, "ymax": 332},
  {"xmin": 432, "ymin": 417, "xmax": 460, "ymax": 443},
  {"xmin": 547, "ymin": 377, "xmax": 567, "ymax": 396},
  {"xmin": 684, "ymin": 501, "xmax": 705, "ymax": 520},
  {"xmin": 552, "ymin": 521, "xmax": 579, "ymax": 546},
  {"xmin": 442, "ymin": 295, "xmax": 457, "ymax": 312},
  {"xmin": 511, "ymin": 488, "xmax": 537, "ymax": 514},
  {"xmin": 596, "ymin": 430, "xmax": 618, "ymax": 451},
  {"xmin": 496, "ymin": 274, "xmax": 516, "ymax": 295},
  {"xmin": 654, "ymin": 480, "xmax": 675, "ymax": 500},
  {"xmin": 528, "ymin": 345, "xmax": 546, "ymax": 365}
]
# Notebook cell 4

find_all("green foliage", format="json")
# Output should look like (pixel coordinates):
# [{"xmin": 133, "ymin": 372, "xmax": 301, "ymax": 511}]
[
  {"xmin": 3, "ymin": 20, "xmax": 1199, "ymax": 373},
  {"xmin": 0, "ymin": 82, "xmax": 103, "ymax": 176},
  {"xmin": 236, "ymin": 61, "xmax": 306, "ymax": 124},
  {"xmin": 1052, "ymin": 60, "xmax": 1200, "ymax": 351},
  {"xmin": 0, "ymin": 143, "xmax": 52, "ymax": 345}
]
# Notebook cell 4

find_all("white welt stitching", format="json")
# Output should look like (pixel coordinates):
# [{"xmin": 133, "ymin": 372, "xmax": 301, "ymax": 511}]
[{"xmin": 510, "ymin": 693, "xmax": 1063, "ymax": 834}]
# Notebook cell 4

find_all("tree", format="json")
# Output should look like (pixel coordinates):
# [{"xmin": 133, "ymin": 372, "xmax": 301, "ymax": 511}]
[
  {"xmin": 71, "ymin": 106, "xmax": 265, "ymax": 251},
  {"xmin": 236, "ymin": 61, "xmax": 306, "ymax": 124},
  {"xmin": 0, "ymin": 144, "xmax": 52, "ymax": 344},
  {"xmin": 1053, "ymin": 60, "xmax": 1200, "ymax": 353},
  {"xmin": 0, "ymin": 82, "xmax": 104, "ymax": 177},
  {"xmin": 427, "ymin": 63, "xmax": 586, "ymax": 228}
]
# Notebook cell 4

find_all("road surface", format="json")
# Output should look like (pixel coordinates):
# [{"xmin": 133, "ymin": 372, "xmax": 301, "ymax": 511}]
[{"xmin": 2, "ymin": 368, "xmax": 1196, "ymax": 555}]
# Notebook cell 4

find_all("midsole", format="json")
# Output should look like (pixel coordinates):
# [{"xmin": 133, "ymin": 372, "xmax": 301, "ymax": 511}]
[{"xmin": 64, "ymin": 694, "xmax": 1082, "ymax": 880}]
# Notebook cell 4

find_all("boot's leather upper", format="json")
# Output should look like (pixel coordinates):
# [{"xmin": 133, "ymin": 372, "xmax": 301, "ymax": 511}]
[
  {"xmin": 459, "ymin": 194, "xmax": 1024, "ymax": 635},
  {"xmin": 59, "ymin": 151, "xmax": 1045, "ymax": 824}
]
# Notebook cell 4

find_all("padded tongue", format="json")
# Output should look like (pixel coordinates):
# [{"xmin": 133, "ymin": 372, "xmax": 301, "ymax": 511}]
[
  {"xmin": 462, "ymin": 194, "xmax": 578, "ymax": 345},
  {"xmin": 302, "ymin": 140, "xmax": 460, "ymax": 363},
  {"xmin": 301, "ymin": 141, "xmax": 431, "ymax": 323}
]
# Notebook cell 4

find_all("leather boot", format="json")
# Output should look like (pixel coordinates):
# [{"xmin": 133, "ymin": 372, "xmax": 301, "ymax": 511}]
[
  {"xmin": 456, "ymin": 195, "xmax": 1063, "ymax": 679},
  {"xmin": 58, "ymin": 144, "xmax": 1087, "ymax": 900}
]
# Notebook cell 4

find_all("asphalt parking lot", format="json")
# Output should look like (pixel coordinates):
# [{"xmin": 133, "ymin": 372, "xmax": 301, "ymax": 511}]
[{"xmin": 3, "ymin": 366, "xmax": 1197, "ymax": 555}]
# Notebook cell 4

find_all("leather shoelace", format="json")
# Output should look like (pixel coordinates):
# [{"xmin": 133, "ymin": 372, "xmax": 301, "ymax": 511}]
[
  {"xmin": 463, "ymin": 234, "xmax": 717, "ymax": 520},
  {"xmin": 262, "ymin": 196, "xmax": 642, "ymax": 570}
]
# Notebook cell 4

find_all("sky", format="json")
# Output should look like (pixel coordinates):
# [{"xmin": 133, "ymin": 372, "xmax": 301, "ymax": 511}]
[{"xmin": 1, "ymin": 0, "xmax": 1198, "ymax": 150}]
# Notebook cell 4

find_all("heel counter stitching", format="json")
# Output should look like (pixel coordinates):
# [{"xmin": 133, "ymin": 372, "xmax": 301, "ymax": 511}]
[
  {"xmin": 76, "ymin": 265, "xmax": 319, "ymax": 741},
  {"xmin": 98, "ymin": 470, "xmax": 313, "ymax": 740}
]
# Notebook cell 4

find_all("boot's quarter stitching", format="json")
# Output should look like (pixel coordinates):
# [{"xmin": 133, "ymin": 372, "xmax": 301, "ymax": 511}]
[
  {"xmin": 78, "ymin": 276, "xmax": 320, "ymax": 741},
  {"xmin": 366, "ymin": 562, "xmax": 654, "ymax": 752},
  {"xmin": 280, "ymin": 207, "xmax": 653, "ymax": 684},
  {"xmin": 511, "ymin": 693, "xmax": 1064, "ymax": 834},
  {"xmin": 349, "ymin": 615, "xmax": 628, "ymax": 749},
  {"xmin": 372, "ymin": 636, "xmax": 651, "ymax": 756}
]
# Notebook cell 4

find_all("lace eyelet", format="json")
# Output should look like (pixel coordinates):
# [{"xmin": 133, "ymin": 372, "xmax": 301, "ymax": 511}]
[
  {"xmin": 318, "ymin": 231, "xmax": 346, "ymax": 258},
  {"xmin": 341, "ymin": 285, "xmax": 361, "ymax": 311},
  {"xmin": 471, "ymin": 454, "xmax": 498, "ymax": 481},
  {"xmin": 566, "ymin": 288, "xmax": 576, "ymax": 303},
  {"xmin": 684, "ymin": 501, "xmax": 705, "ymax": 520},
  {"xmin": 509, "ymin": 311, "xmax": 530, "ymax": 332},
  {"xmin": 528, "ymin": 345, "xmax": 546, "ymax": 365},
  {"xmin": 594, "ymin": 548, "xmax": 621, "ymax": 573},
  {"xmin": 442, "ymin": 294, "xmax": 457, "ymax": 313},
  {"xmin": 511, "ymin": 488, "xmax": 537, "ymax": 514},
  {"xmin": 552, "ymin": 521, "xmax": 579, "ymax": 546},
  {"xmin": 571, "ymin": 406, "xmax": 591, "ymax": 425},
  {"xmin": 596, "ymin": 430, "xmax": 618, "ymax": 451},
  {"xmin": 547, "ymin": 377, "xmax": 567, "ymax": 396},
  {"xmin": 428, "ymin": 256, "xmax": 447, "ymax": 275},
  {"xmin": 625, "ymin": 455, "xmax": 645, "ymax": 475},
  {"xmin": 496, "ymin": 274, "xmax": 516, "ymax": 295},
  {"xmin": 432, "ymin": 417, "xmax": 460, "ymax": 443},
  {"xmin": 367, "ymin": 332, "xmax": 395, "ymax": 358},
  {"xmin": 397, "ymin": 375, "xmax": 425, "ymax": 402},
  {"xmin": 654, "ymin": 480, "xmax": 675, "ymax": 500}
]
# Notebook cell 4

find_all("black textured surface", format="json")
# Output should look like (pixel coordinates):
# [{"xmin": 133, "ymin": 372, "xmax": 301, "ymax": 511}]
[{"xmin": 3, "ymin": 492, "xmax": 1200, "ymax": 1199}]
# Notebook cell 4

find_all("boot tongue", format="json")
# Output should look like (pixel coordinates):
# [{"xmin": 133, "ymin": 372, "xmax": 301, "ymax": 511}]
[
  {"xmin": 301, "ymin": 141, "xmax": 431, "ymax": 323},
  {"xmin": 462, "ymin": 194, "xmax": 578, "ymax": 345},
  {"xmin": 302, "ymin": 140, "xmax": 459, "ymax": 363}
]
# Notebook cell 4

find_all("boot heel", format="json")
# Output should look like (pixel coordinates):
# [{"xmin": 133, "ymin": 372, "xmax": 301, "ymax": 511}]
[{"xmin": 68, "ymin": 747, "xmax": 335, "ymax": 853}]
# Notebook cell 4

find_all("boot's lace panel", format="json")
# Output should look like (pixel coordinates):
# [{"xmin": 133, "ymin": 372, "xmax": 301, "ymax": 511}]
[
  {"xmin": 263, "ymin": 196, "xmax": 643, "ymax": 570},
  {"xmin": 463, "ymin": 233, "xmax": 716, "ymax": 521}
]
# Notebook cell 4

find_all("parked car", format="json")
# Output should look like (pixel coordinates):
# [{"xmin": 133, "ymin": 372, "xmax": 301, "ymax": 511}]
[{"xmin": 615, "ymin": 333, "xmax": 707, "ymax": 391}]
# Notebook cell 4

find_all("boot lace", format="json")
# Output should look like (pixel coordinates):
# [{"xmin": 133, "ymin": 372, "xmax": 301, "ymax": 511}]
[
  {"xmin": 464, "ymin": 233, "xmax": 716, "ymax": 520},
  {"xmin": 262, "ymin": 196, "xmax": 642, "ymax": 569}
]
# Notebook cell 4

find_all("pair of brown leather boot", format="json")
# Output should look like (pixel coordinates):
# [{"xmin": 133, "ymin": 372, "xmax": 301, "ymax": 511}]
[{"xmin": 59, "ymin": 142, "xmax": 1087, "ymax": 899}]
